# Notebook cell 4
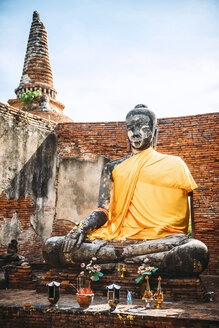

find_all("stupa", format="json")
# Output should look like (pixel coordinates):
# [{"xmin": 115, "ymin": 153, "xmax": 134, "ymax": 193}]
[{"xmin": 8, "ymin": 11, "xmax": 72, "ymax": 123}]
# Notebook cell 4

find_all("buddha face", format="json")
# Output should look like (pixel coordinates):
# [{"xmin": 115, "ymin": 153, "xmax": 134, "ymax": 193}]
[{"xmin": 126, "ymin": 114, "xmax": 154, "ymax": 151}]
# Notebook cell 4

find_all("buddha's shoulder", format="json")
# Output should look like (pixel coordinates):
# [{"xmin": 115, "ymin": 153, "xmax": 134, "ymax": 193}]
[
  {"xmin": 103, "ymin": 155, "xmax": 132, "ymax": 173},
  {"xmin": 157, "ymin": 151, "xmax": 187, "ymax": 168}
]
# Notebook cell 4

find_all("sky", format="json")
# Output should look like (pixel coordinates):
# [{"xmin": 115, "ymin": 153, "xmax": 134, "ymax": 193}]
[{"xmin": 0, "ymin": 0, "xmax": 218, "ymax": 122}]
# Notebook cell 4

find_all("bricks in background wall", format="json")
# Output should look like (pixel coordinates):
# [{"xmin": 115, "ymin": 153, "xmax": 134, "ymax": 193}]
[{"xmin": 0, "ymin": 193, "xmax": 43, "ymax": 263}]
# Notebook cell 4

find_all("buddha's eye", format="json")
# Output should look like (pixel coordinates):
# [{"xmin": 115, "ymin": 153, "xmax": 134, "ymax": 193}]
[{"xmin": 141, "ymin": 125, "xmax": 150, "ymax": 131}]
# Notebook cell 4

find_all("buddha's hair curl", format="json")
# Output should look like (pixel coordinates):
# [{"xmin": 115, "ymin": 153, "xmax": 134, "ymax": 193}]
[{"xmin": 126, "ymin": 104, "xmax": 157, "ymax": 127}]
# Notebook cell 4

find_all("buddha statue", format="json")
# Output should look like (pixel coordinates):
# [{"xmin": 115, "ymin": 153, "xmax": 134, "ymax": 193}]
[
  {"xmin": 43, "ymin": 105, "xmax": 209, "ymax": 277},
  {"xmin": 0, "ymin": 240, "xmax": 24, "ymax": 267}
]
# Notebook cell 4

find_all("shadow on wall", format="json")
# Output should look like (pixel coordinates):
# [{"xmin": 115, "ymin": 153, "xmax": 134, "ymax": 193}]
[
  {"xmin": 5, "ymin": 133, "xmax": 57, "ymax": 201},
  {"xmin": 0, "ymin": 133, "xmax": 57, "ymax": 250}
]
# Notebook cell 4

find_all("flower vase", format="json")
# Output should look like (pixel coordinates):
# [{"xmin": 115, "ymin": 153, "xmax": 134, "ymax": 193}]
[
  {"xmin": 76, "ymin": 279, "xmax": 94, "ymax": 309},
  {"xmin": 76, "ymin": 293, "xmax": 94, "ymax": 309}
]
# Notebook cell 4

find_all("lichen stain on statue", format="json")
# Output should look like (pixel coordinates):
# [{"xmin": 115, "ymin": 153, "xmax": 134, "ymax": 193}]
[{"xmin": 43, "ymin": 104, "xmax": 209, "ymax": 277}]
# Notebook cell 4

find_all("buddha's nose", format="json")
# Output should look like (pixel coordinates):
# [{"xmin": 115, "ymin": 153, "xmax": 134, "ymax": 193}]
[{"xmin": 132, "ymin": 127, "xmax": 140, "ymax": 136}]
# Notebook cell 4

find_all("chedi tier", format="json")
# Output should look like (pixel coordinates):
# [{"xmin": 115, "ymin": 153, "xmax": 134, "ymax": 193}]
[{"xmin": 8, "ymin": 11, "xmax": 72, "ymax": 123}]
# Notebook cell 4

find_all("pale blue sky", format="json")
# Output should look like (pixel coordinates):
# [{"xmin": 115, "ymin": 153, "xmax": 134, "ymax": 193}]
[{"xmin": 0, "ymin": 0, "xmax": 218, "ymax": 121}]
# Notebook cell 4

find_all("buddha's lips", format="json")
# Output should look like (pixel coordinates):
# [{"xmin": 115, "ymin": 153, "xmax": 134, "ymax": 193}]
[{"xmin": 131, "ymin": 138, "xmax": 142, "ymax": 143}]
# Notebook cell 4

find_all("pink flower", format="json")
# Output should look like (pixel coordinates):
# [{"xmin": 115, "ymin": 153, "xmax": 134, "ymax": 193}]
[
  {"xmin": 145, "ymin": 267, "xmax": 149, "ymax": 271},
  {"xmin": 144, "ymin": 258, "xmax": 149, "ymax": 263},
  {"xmin": 92, "ymin": 257, "xmax": 97, "ymax": 261},
  {"xmin": 81, "ymin": 263, "xmax": 85, "ymax": 268},
  {"xmin": 94, "ymin": 264, "xmax": 98, "ymax": 269},
  {"xmin": 80, "ymin": 271, "xmax": 84, "ymax": 275},
  {"xmin": 90, "ymin": 276, "xmax": 95, "ymax": 281},
  {"xmin": 97, "ymin": 267, "xmax": 101, "ymax": 272}
]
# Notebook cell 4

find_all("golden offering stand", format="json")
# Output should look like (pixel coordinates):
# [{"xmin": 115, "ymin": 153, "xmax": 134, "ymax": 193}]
[
  {"xmin": 142, "ymin": 276, "xmax": 153, "ymax": 308},
  {"xmin": 120, "ymin": 264, "xmax": 126, "ymax": 278},
  {"xmin": 154, "ymin": 276, "xmax": 164, "ymax": 309}
]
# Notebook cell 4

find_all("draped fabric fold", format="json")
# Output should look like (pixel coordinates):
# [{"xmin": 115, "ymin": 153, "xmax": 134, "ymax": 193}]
[{"xmin": 89, "ymin": 147, "xmax": 197, "ymax": 241}]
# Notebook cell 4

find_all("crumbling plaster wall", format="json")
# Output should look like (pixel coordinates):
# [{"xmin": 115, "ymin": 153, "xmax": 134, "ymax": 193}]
[
  {"xmin": 53, "ymin": 156, "xmax": 109, "ymax": 234},
  {"xmin": 0, "ymin": 103, "xmax": 57, "ymax": 262}
]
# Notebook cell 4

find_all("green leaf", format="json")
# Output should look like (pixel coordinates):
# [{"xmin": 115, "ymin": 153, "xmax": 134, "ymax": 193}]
[
  {"xmin": 135, "ymin": 275, "xmax": 144, "ymax": 284},
  {"xmin": 94, "ymin": 273, "xmax": 100, "ymax": 281},
  {"xmin": 143, "ymin": 271, "xmax": 151, "ymax": 275}
]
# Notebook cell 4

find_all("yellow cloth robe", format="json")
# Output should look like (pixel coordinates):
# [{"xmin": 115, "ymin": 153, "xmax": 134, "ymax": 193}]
[{"xmin": 89, "ymin": 147, "xmax": 197, "ymax": 241}]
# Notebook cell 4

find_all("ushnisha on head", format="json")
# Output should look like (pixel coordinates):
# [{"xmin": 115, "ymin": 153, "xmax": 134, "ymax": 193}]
[{"xmin": 126, "ymin": 104, "xmax": 158, "ymax": 152}]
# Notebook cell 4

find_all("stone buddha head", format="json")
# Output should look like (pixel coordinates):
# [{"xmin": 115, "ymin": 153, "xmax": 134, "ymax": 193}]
[{"xmin": 126, "ymin": 104, "xmax": 158, "ymax": 152}]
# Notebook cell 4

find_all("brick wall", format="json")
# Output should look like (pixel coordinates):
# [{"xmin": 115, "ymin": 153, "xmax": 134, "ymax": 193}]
[
  {"xmin": 55, "ymin": 121, "xmax": 129, "ymax": 160},
  {"xmin": 55, "ymin": 112, "xmax": 218, "ymax": 275},
  {"xmin": 0, "ymin": 306, "xmax": 218, "ymax": 328}
]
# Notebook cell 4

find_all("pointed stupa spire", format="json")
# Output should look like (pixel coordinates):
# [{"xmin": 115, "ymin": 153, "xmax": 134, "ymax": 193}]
[
  {"xmin": 8, "ymin": 11, "xmax": 70, "ymax": 122},
  {"xmin": 15, "ymin": 10, "xmax": 55, "ymax": 97}
]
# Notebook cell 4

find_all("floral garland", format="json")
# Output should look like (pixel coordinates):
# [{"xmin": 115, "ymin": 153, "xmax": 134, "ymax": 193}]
[
  {"xmin": 72, "ymin": 222, "xmax": 85, "ymax": 233},
  {"xmin": 80, "ymin": 257, "xmax": 103, "ymax": 281},
  {"xmin": 135, "ymin": 258, "xmax": 158, "ymax": 284}
]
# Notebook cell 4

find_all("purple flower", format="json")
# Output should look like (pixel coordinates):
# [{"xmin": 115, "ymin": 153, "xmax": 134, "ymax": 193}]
[{"xmin": 92, "ymin": 257, "xmax": 97, "ymax": 261}]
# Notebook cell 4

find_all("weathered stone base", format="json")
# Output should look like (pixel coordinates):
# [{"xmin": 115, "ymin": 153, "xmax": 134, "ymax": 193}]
[{"xmin": 37, "ymin": 265, "xmax": 206, "ymax": 302}]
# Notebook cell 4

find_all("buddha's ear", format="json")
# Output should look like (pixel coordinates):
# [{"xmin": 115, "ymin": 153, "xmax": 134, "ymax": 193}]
[
  {"xmin": 128, "ymin": 139, "xmax": 132, "ymax": 152},
  {"xmin": 152, "ymin": 126, "xmax": 159, "ymax": 149}
]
